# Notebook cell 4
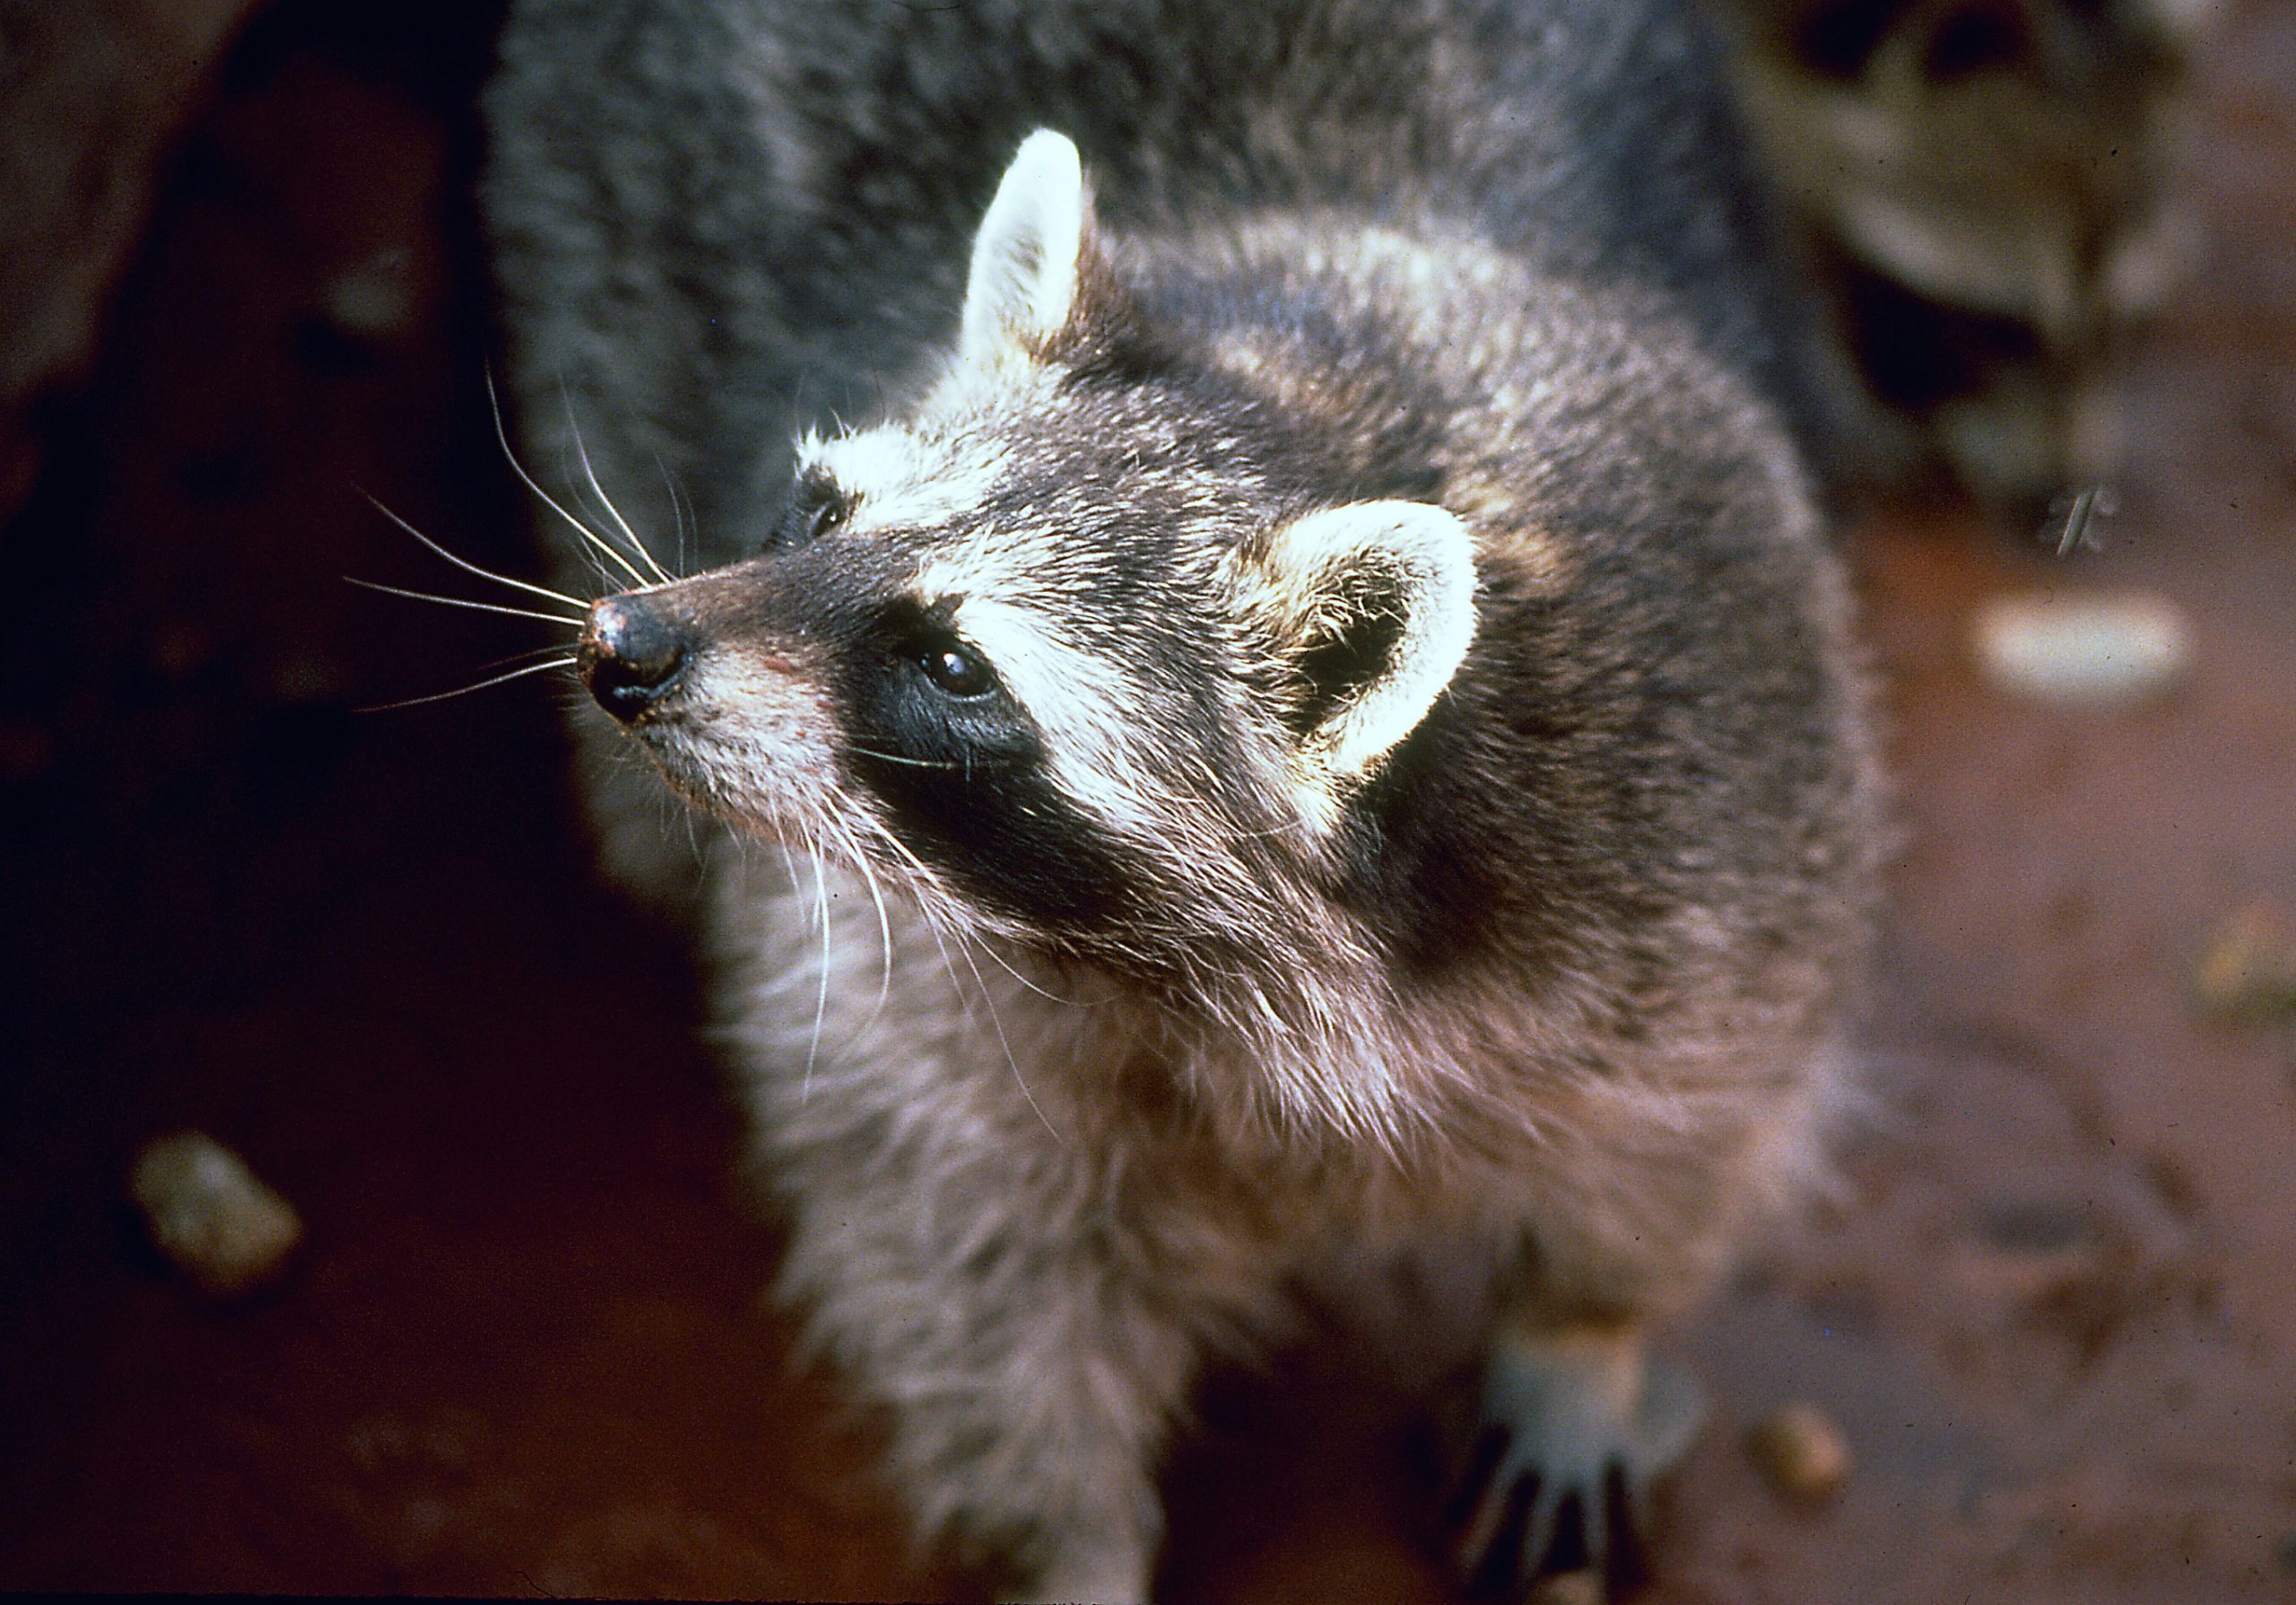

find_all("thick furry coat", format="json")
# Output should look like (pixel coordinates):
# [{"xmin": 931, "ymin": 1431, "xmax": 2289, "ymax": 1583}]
[{"xmin": 483, "ymin": 1, "xmax": 1884, "ymax": 1595}]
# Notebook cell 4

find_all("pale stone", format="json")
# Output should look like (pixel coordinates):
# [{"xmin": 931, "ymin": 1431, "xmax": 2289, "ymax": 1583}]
[
  {"xmin": 1748, "ymin": 1401, "xmax": 1851, "ymax": 1502},
  {"xmin": 1973, "ymin": 590, "xmax": 2193, "ymax": 710},
  {"xmin": 129, "ymin": 1131, "xmax": 302, "ymax": 1297}
]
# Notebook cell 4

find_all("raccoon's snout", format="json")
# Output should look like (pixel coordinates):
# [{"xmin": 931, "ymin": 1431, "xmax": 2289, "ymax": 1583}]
[{"xmin": 580, "ymin": 594, "xmax": 693, "ymax": 723}]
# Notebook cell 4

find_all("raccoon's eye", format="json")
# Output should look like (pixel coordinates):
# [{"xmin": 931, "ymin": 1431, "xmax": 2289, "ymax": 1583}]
[
  {"xmin": 767, "ymin": 475, "xmax": 848, "ymax": 550},
  {"xmin": 917, "ymin": 641, "xmax": 996, "ymax": 699}
]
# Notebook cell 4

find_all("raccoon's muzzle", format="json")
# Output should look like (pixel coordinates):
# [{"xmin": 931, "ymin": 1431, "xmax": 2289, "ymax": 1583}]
[{"xmin": 580, "ymin": 594, "xmax": 692, "ymax": 723}]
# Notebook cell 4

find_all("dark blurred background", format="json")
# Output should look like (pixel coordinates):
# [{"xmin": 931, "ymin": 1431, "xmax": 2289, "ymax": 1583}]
[{"xmin": 1, "ymin": 1, "xmax": 2292, "ymax": 1599}]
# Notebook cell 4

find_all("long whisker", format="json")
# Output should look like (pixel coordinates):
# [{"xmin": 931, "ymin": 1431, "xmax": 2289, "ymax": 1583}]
[
  {"xmin": 846, "ymin": 812, "xmax": 1100, "ymax": 1007},
  {"xmin": 561, "ymin": 386, "xmax": 676, "ymax": 585},
  {"xmin": 845, "ymin": 745, "xmax": 1002, "ymax": 772},
  {"xmin": 946, "ymin": 920, "xmax": 1065, "ymax": 1147},
  {"xmin": 822, "ymin": 812, "xmax": 896, "ymax": 1036},
  {"xmin": 357, "ymin": 655, "xmax": 577, "ymax": 713},
  {"xmin": 650, "ymin": 449, "xmax": 691, "ymax": 578},
  {"xmin": 853, "ymin": 812, "xmax": 1005, "ymax": 1046},
  {"xmin": 344, "ymin": 577, "xmax": 584, "ymax": 627},
  {"xmin": 483, "ymin": 367, "xmax": 648, "ymax": 589},
  {"xmin": 849, "ymin": 800, "xmax": 1069, "ymax": 1141},
  {"xmin": 573, "ymin": 540, "xmax": 618, "ymax": 596},
  {"xmin": 897, "ymin": 865, "xmax": 997, "ymax": 1054},
  {"xmin": 969, "ymin": 932, "xmax": 1112, "ymax": 1008},
  {"xmin": 854, "ymin": 813, "xmax": 952, "ymax": 904},
  {"xmin": 460, "ymin": 642, "xmax": 591, "ymax": 676},
  {"xmin": 474, "ymin": 642, "xmax": 592, "ymax": 673},
  {"xmin": 362, "ymin": 493, "xmax": 587, "ymax": 610},
  {"xmin": 805, "ymin": 842, "xmax": 834, "ymax": 1096},
  {"xmin": 552, "ymin": 424, "xmax": 650, "ymax": 589}
]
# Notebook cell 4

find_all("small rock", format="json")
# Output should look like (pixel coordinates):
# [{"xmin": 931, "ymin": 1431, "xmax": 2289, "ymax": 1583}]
[
  {"xmin": 2192, "ymin": 901, "xmax": 2296, "ymax": 1024},
  {"xmin": 1972, "ymin": 589, "xmax": 2192, "ymax": 710},
  {"xmin": 1747, "ymin": 1401, "xmax": 1850, "ymax": 1503},
  {"xmin": 128, "ymin": 1131, "xmax": 302, "ymax": 1298}
]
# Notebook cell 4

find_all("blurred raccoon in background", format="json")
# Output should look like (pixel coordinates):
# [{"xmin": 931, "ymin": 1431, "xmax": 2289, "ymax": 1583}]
[{"xmin": 1702, "ymin": 0, "xmax": 2221, "ymax": 521}]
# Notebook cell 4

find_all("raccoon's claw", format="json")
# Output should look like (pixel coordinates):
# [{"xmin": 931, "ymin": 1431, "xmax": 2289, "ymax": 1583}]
[{"xmin": 1441, "ymin": 1329, "xmax": 1704, "ymax": 1599}]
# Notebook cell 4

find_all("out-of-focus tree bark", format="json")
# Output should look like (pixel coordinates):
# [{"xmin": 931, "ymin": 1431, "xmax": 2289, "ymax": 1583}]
[{"xmin": 0, "ymin": 0, "xmax": 265, "ymax": 521}]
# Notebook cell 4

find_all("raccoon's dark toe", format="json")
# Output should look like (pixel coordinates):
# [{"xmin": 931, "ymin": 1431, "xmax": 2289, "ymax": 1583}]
[
  {"xmin": 1448, "ymin": 1443, "xmax": 1640, "ymax": 1598},
  {"xmin": 1439, "ymin": 1339, "xmax": 1704, "ymax": 1600}
]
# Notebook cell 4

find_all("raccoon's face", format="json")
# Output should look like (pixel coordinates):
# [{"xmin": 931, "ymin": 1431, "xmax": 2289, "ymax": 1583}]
[{"xmin": 577, "ymin": 132, "xmax": 1477, "ymax": 987}]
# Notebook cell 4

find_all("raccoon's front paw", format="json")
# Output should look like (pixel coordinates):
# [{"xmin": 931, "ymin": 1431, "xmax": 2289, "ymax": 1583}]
[{"xmin": 1441, "ymin": 1322, "xmax": 1704, "ymax": 1598}]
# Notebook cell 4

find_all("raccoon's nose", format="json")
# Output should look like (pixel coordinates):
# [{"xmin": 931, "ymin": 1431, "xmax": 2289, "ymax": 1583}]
[{"xmin": 579, "ymin": 595, "xmax": 692, "ymax": 722}]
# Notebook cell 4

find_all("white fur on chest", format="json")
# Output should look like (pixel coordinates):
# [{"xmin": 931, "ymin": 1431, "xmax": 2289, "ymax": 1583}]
[{"xmin": 709, "ymin": 847, "xmax": 1135, "ymax": 1155}]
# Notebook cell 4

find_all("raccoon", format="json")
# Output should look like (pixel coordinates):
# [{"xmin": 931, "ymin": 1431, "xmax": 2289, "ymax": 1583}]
[
  {"xmin": 483, "ymin": 1, "xmax": 1883, "ymax": 1597},
  {"xmin": 1699, "ymin": 0, "xmax": 2219, "ymax": 516}
]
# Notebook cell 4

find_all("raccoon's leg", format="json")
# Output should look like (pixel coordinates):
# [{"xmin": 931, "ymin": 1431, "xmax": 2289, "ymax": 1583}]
[
  {"xmin": 1441, "ymin": 1024, "xmax": 1855, "ymax": 1589},
  {"xmin": 777, "ymin": 1161, "xmax": 1201, "ymax": 1605},
  {"xmin": 1439, "ymin": 1050, "xmax": 1847, "ymax": 1595},
  {"xmin": 719, "ymin": 864, "xmax": 1215, "ymax": 1601},
  {"xmin": 1443, "ymin": 1310, "xmax": 1705, "ymax": 1594}
]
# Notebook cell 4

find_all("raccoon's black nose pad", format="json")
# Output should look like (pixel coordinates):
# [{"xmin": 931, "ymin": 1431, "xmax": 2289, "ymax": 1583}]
[{"xmin": 580, "ymin": 595, "xmax": 692, "ymax": 722}]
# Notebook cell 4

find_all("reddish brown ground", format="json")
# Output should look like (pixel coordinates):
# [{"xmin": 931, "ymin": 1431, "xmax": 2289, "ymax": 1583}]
[{"xmin": 2, "ymin": 4, "xmax": 2292, "ymax": 1601}]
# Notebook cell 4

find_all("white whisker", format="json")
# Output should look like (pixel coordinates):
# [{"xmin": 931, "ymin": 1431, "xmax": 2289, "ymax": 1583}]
[
  {"xmin": 561, "ymin": 385, "xmax": 676, "ymax": 585},
  {"xmin": 845, "ymin": 746, "xmax": 984, "ymax": 772},
  {"xmin": 344, "ymin": 576, "xmax": 584, "ymax": 627},
  {"xmin": 361, "ymin": 493, "xmax": 587, "ymax": 609},
  {"xmin": 970, "ymin": 934, "xmax": 1111, "ymax": 1008},
  {"xmin": 823, "ymin": 813, "xmax": 896, "ymax": 1036},
  {"xmin": 649, "ymin": 449, "xmax": 691, "ymax": 578},
  {"xmin": 556, "ymin": 441, "xmax": 650, "ymax": 589},
  {"xmin": 945, "ymin": 920, "xmax": 1066, "ymax": 1147},
  {"xmin": 483, "ymin": 367, "xmax": 647, "ymax": 589},
  {"xmin": 474, "ymin": 642, "xmax": 592, "ymax": 673},
  {"xmin": 807, "ymin": 842, "xmax": 836, "ymax": 1093},
  {"xmin": 357, "ymin": 655, "xmax": 577, "ymax": 712},
  {"xmin": 852, "ymin": 813, "xmax": 1008, "ymax": 1052},
  {"xmin": 848, "ymin": 805, "xmax": 1071, "ymax": 1140}
]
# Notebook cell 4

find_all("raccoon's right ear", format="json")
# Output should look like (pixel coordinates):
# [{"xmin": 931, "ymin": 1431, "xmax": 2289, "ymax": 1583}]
[
  {"xmin": 1245, "ymin": 501, "xmax": 1479, "ymax": 822},
  {"xmin": 960, "ymin": 129, "xmax": 1099, "ymax": 366}
]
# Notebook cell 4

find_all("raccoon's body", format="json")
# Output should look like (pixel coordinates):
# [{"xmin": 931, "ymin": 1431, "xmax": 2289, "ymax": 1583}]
[{"xmin": 483, "ymin": 1, "xmax": 1883, "ymax": 1597}]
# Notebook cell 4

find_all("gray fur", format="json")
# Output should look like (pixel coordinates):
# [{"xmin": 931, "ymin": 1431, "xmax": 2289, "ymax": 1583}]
[{"xmin": 483, "ymin": 1, "xmax": 1884, "ymax": 1597}]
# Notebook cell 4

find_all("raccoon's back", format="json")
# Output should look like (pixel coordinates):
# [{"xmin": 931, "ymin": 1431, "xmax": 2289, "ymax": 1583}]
[{"xmin": 483, "ymin": 0, "xmax": 1822, "ymax": 559}]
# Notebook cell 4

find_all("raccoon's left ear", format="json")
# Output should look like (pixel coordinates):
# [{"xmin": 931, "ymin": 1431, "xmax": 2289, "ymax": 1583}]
[
  {"xmin": 961, "ymin": 128, "xmax": 1100, "ymax": 365},
  {"xmin": 1249, "ymin": 500, "xmax": 1478, "ymax": 805}
]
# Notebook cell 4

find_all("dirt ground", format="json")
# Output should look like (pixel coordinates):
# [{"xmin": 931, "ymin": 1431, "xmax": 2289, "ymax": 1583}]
[{"xmin": 2, "ymin": 3, "xmax": 2292, "ymax": 1601}]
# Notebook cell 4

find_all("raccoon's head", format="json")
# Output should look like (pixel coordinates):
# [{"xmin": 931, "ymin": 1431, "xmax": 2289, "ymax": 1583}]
[{"xmin": 578, "ymin": 133, "xmax": 1477, "ymax": 1047}]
